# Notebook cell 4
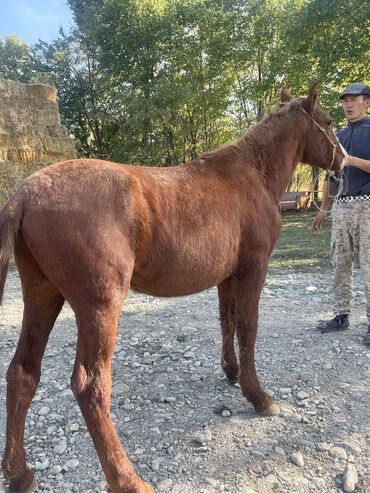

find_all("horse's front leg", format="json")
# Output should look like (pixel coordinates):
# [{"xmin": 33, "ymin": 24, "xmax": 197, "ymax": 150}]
[
  {"xmin": 217, "ymin": 279, "xmax": 239, "ymax": 383},
  {"xmin": 234, "ymin": 262, "xmax": 280, "ymax": 416}
]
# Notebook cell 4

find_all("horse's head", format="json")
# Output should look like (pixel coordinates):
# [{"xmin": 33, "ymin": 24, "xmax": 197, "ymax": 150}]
[{"xmin": 281, "ymin": 83, "xmax": 346, "ymax": 173}]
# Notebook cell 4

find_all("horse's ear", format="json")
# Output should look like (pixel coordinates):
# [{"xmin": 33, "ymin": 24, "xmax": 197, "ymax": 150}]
[
  {"xmin": 280, "ymin": 87, "xmax": 293, "ymax": 103},
  {"xmin": 303, "ymin": 82, "xmax": 319, "ymax": 113}
]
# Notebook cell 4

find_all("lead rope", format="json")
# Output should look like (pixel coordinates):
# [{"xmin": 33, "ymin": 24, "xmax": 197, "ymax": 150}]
[{"xmin": 311, "ymin": 172, "xmax": 344, "ymax": 214}]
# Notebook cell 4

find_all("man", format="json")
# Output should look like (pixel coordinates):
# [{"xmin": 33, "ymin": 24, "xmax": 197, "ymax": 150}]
[{"xmin": 312, "ymin": 82, "xmax": 370, "ymax": 346}]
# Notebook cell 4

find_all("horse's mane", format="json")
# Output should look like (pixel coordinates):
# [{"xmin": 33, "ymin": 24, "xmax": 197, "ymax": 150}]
[{"xmin": 200, "ymin": 99, "xmax": 304, "ymax": 167}]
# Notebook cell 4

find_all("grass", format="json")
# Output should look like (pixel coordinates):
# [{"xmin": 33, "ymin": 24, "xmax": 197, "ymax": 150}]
[{"xmin": 270, "ymin": 210, "xmax": 332, "ymax": 271}]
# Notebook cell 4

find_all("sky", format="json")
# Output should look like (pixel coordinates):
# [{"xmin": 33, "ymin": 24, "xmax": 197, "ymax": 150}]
[{"xmin": 0, "ymin": 0, "xmax": 74, "ymax": 45}]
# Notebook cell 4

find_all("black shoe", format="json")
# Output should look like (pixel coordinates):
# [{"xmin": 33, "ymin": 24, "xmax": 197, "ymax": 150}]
[
  {"xmin": 363, "ymin": 326, "xmax": 370, "ymax": 346},
  {"xmin": 317, "ymin": 314, "xmax": 349, "ymax": 333}
]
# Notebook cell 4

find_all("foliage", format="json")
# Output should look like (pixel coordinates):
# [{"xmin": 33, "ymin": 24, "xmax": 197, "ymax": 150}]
[
  {"xmin": 0, "ymin": 0, "xmax": 369, "ymax": 173},
  {"xmin": 281, "ymin": 0, "xmax": 370, "ymax": 124},
  {"xmin": 68, "ymin": 0, "xmax": 238, "ymax": 164},
  {"xmin": 0, "ymin": 35, "xmax": 36, "ymax": 82},
  {"xmin": 32, "ymin": 29, "xmax": 126, "ymax": 158}
]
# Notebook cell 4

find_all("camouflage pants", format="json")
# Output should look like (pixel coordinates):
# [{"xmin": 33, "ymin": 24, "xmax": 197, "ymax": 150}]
[{"xmin": 331, "ymin": 200, "xmax": 370, "ymax": 322}]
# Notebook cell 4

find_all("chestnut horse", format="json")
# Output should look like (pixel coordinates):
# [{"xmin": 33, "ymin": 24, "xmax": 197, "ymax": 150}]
[{"xmin": 0, "ymin": 85, "xmax": 344, "ymax": 493}]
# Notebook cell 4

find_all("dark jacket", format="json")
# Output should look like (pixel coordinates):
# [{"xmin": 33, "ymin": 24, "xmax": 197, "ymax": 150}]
[{"xmin": 330, "ymin": 116, "xmax": 370, "ymax": 197}]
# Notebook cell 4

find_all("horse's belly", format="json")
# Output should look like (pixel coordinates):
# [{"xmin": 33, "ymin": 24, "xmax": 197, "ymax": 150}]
[
  {"xmin": 131, "ymin": 276, "xmax": 218, "ymax": 297},
  {"xmin": 131, "ymin": 253, "xmax": 235, "ymax": 297}
]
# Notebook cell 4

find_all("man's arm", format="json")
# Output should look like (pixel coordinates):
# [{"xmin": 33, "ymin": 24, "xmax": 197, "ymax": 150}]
[
  {"xmin": 312, "ymin": 180, "xmax": 333, "ymax": 234},
  {"xmin": 347, "ymin": 155, "xmax": 370, "ymax": 173}
]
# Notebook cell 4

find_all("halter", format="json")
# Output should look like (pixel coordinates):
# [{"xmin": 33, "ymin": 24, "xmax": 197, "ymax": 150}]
[
  {"xmin": 299, "ymin": 107, "xmax": 339, "ymax": 173},
  {"xmin": 299, "ymin": 106, "xmax": 347, "ymax": 212}
]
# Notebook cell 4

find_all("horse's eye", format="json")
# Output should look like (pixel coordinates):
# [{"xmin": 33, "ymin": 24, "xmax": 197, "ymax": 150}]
[{"xmin": 327, "ymin": 119, "xmax": 333, "ymax": 126}]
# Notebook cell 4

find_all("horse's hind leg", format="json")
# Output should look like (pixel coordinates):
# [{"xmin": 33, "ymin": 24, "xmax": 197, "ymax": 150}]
[
  {"xmin": 2, "ymin": 239, "xmax": 64, "ymax": 492},
  {"xmin": 217, "ymin": 279, "xmax": 239, "ymax": 383},
  {"xmin": 71, "ymin": 291, "xmax": 154, "ymax": 493}
]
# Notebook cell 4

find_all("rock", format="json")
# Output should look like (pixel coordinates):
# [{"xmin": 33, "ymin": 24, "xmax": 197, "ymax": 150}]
[
  {"xmin": 317, "ymin": 442, "xmax": 331, "ymax": 452},
  {"xmin": 35, "ymin": 458, "xmax": 49, "ymax": 471},
  {"xmin": 64, "ymin": 458, "xmax": 79, "ymax": 468},
  {"xmin": 67, "ymin": 423, "xmax": 80, "ymax": 433},
  {"xmin": 51, "ymin": 465, "xmax": 63, "ymax": 475},
  {"xmin": 112, "ymin": 383, "xmax": 130, "ymax": 395},
  {"xmin": 279, "ymin": 387, "xmax": 292, "ymax": 395},
  {"xmin": 290, "ymin": 414, "xmax": 303, "ymax": 423},
  {"xmin": 329, "ymin": 446, "xmax": 348, "ymax": 461},
  {"xmin": 274, "ymin": 446, "xmax": 285, "ymax": 456},
  {"xmin": 38, "ymin": 406, "xmax": 51, "ymax": 416},
  {"xmin": 291, "ymin": 451, "xmax": 304, "ymax": 467},
  {"xmin": 53, "ymin": 439, "xmax": 67, "ymax": 455},
  {"xmin": 97, "ymin": 481, "xmax": 108, "ymax": 491},
  {"xmin": 252, "ymin": 464, "xmax": 263, "ymax": 474},
  {"xmin": 335, "ymin": 441, "xmax": 362, "ymax": 455},
  {"xmin": 221, "ymin": 409, "xmax": 231, "ymax": 417},
  {"xmin": 306, "ymin": 286, "xmax": 318, "ymax": 292},
  {"xmin": 157, "ymin": 478, "xmax": 173, "ymax": 491},
  {"xmin": 195, "ymin": 430, "xmax": 212, "ymax": 445},
  {"xmin": 296, "ymin": 391, "xmax": 310, "ymax": 400},
  {"xmin": 213, "ymin": 404, "xmax": 231, "ymax": 415},
  {"xmin": 343, "ymin": 464, "xmax": 358, "ymax": 492}
]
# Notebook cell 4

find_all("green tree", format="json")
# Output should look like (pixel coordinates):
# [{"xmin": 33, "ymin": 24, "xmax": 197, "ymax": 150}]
[
  {"xmin": 280, "ymin": 0, "xmax": 369, "ymax": 192},
  {"xmin": 68, "ymin": 0, "xmax": 236, "ymax": 164},
  {"xmin": 2, "ymin": 0, "xmax": 368, "ymax": 174},
  {"xmin": 0, "ymin": 35, "xmax": 35, "ymax": 82},
  {"xmin": 33, "ymin": 29, "xmax": 126, "ymax": 158},
  {"xmin": 281, "ymin": 0, "xmax": 370, "ymax": 123}
]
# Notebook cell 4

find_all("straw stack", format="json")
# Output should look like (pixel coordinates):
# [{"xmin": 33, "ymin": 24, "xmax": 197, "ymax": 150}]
[{"xmin": 0, "ymin": 78, "xmax": 76, "ymax": 204}]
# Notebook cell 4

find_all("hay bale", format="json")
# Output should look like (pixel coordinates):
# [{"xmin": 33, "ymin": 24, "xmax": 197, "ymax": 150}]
[{"xmin": 0, "ymin": 78, "xmax": 76, "ymax": 205}]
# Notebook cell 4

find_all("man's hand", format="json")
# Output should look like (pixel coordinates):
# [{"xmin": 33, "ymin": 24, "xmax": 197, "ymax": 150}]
[
  {"xmin": 312, "ymin": 211, "xmax": 329, "ymax": 234},
  {"xmin": 346, "ymin": 154, "xmax": 370, "ymax": 173}
]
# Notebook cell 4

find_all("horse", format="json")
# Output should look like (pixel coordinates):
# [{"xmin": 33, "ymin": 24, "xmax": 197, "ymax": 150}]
[{"xmin": 0, "ymin": 84, "xmax": 345, "ymax": 493}]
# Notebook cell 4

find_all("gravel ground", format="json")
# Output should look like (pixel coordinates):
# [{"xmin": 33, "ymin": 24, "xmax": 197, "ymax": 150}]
[{"xmin": 1, "ymin": 267, "xmax": 369, "ymax": 493}]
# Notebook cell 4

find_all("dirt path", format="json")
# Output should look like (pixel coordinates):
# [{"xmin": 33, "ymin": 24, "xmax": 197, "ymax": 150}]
[{"xmin": 1, "ymin": 268, "xmax": 369, "ymax": 493}]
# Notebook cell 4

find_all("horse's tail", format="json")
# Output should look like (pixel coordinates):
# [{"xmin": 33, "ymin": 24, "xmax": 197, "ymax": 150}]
[{"xmin": 0, "ymin": 194, "xmax": 23, "ymax": 305}]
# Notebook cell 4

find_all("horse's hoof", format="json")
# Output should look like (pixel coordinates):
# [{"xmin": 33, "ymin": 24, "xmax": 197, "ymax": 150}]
[
  {"xmin": 8, "ymin": 469, "xmax": 37, "ymax": 493},
  {"xmin": 258, "ymin": 402, "xmax": 280, "ymax": 417}
]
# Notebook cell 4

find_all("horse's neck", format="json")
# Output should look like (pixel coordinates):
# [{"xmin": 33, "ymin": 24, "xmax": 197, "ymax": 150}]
[{"xmin": 247, "ymin": 117, "xmax": 305, "ymax": 203}]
